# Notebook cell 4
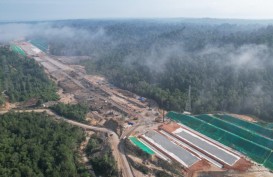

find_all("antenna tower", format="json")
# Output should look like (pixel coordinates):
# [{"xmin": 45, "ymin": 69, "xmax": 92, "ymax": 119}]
[{"xmin": 185, "ymin": 85, "xmax": 191, "ymax": 112}]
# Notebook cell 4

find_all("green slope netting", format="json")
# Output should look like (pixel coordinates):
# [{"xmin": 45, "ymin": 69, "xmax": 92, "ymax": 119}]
[
  {"xmin": 166, "ymin": 111, "xmax": 272, "ymax": 166},
  {"xmin": 215, "ymin": 114, "xmax": 273, "ymax": 139},
  {"xmin": 195, "ymin": 114, "xmax": 273, "ymax": 149},
  {"xmin": 129, "ymin": 137, "xmax": 155, "ymax": 155},
  {"xmin": 29, "ymin": 39, "xmax": 48, "ymax": 52},
  {"xmin": 265, "ymin": 123, "xmax": 273, "ymax": 129},
  {"xmin": 264, "ymin": 152, "xmax": 273, "ymax": 170},
  {"xmin": 11, "ymin": 45, "xmax": 26, "ymax": 56}
]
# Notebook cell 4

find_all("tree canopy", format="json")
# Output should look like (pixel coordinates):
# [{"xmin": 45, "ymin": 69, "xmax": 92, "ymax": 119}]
[
  {"xmin": 85, "ymin": 134, "xmax": 119, "ymax": 177},
  {"xmin": 0, "ymin": 112, "xmax": 91, "ymax": 177},
  {"xmin": 0, "ymin": 47, "xmax": 59, "ymax": 104},
  {"xmin": 27, "ymin": 20, "xmax": 273, "ymax": 121},
  {"xmin": 50, "ymin": 103, "xmax": 89, "ymax": 123}
]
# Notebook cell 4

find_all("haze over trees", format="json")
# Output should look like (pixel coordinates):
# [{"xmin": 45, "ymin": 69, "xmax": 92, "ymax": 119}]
[
  {"xmin": 0, "ymin": 47, "xmax": 59, "ymax": 104},
  {"xmin": 2, "ymin": 19, "xmax": 273, "ymax": 121}
]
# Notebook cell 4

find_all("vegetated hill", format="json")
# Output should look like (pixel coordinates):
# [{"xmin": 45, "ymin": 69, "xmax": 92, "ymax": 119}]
[
  {"xmin": 0, "ymin": 112, "xmax": 91, "ymax": 177},
  {"xmin": 0, "ymin": 47, "xmax": 59, "ymax": 104},
  {"xmin": 50, "ymin": 103, "xmax": 89, "ymax": 123},
  {"xmin": 22, "ymin": 19, "xmax": 273, "ymax": 121}
]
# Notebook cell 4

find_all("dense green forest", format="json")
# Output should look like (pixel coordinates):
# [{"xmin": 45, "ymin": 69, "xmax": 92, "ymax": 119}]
[
  {"xmin": 75, "ymin": 20, "xmax": 273, "ymax": 122},
  {"xmin": 50, "ymin": 103, "xmax": 88, "ymax": 122},
  {"xmin": 85, "ymin": 134, "xmax": 119, "ymax": 177},
  {"xmin": 0, "ymin": 112, "xmax": 91, "ymax": 177},
  {"xmin": 0, "ymin": 47, "xmax": 58, "ymax": 104},
  {"xmin": 16, "ymin": 19, "xmax": 273, "ymax": 121}
]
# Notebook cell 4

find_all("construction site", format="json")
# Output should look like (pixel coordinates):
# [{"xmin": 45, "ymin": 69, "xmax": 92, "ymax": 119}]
[
  {"xmin": 129, "ymin": 112, "xmax": 273, "ymax": 176},
  {"xmin": 15, "ymin": 41, "xmax": 159, "ymax": 124},
  {"xmin": 12, "ymin": 41, "xmax": 273, "ymax": 177}
]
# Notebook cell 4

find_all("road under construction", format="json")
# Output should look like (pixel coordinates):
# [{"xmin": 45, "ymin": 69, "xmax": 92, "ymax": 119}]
[
  {"xmin": 13, "ymin": 41, "xmax": 273, "ymax": 177},
  {"xmin": 15, "ymin": 41, "xmax": 163, "ymax": 177}
]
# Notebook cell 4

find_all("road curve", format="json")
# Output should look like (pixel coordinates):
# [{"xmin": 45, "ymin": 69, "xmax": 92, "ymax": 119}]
[
  {"xmin": 58, "ymin": 116, "xmax": 134, "ymax": 177},
  {"xmin": 63, "ymin": 118, "xmax": 134, "ymax": 177},
  {"xmin": 0, "ymin": 109, "xmax": 134, "ymax": 177}
]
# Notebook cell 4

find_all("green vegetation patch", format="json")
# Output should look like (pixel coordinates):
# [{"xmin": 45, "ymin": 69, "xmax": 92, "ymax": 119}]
[
  {"xmin": 0, "ymin": 47, "xmax": 59, "ymax": 103},
  {"xmin": 10, "ymin": 44, "xmax": 26, "ymax": 56},
  {"xmin": 50, "ymin": 103, "xmax": 89, "ymax": 123},
  {"xmin": 129, "ymin": 137, "xmax": 155, "ymax": 155},
  {"xmin": 127, "ymin": 157, "xmax": 150, "ymax": 175},
  {"xmin": 0, "ymin": 112, "xmax": 91, "ymax": 177}
]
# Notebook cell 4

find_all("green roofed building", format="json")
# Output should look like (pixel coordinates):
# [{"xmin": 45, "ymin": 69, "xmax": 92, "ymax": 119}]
[{"xmin": 129, "ymin": 136, "xmax": 155, "ymax": 155}]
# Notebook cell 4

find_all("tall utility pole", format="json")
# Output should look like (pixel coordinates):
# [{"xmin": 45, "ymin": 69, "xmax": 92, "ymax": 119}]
[
  {"xmin": 162, "ymin": 109, "xmax": 165, "ymax": 123},
  {"xmin": 185, "ymin": 85, "xmax": 191, "ymax": 112},
  {"xmin": 47, "ymin": 45, "xmax": 50, "ymax": 54}
]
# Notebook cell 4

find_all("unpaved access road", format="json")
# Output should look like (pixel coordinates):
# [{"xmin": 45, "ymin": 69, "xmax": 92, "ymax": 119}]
[
  {"xmin": 0, "ymin": 109, "xmax": 134, "ymax": 177},
  {"xmin": 16, "ymin": 41, "xmax": 136, "ymax": 177}
]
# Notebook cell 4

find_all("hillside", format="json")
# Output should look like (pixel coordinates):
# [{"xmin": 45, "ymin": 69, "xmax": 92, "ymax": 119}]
[
  {"xmin": 17, "ymin": 20, "xmax": 273, "ymax": 121},
  {"xmin": 0, "ymin": 47, "xmax": 59, "ymax": 104},
  {"xmin": 0, "ymin": 112, "xmax": 90, "ymax": 177}
]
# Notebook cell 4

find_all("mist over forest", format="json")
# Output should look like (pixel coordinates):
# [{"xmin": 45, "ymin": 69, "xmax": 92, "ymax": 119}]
[{"xmin": 2, "ymin": 19, "xmax": 273, "ymax": 121}]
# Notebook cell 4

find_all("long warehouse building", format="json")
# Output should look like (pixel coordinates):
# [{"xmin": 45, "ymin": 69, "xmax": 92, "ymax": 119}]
[{"xmin": 142, "ymin": 130, "xmax": 201, "ymax": 168}]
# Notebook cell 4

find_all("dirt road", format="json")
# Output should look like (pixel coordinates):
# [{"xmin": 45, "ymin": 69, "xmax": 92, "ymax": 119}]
[
  {"xmin": 62, "ymin": 118, "xmax": 134, "ymax": 177},
  {"xmin": 14, "ymin": 41, "xmax": 139, "ymax": 177},
  {"xmin": 0, "ymin": 109, "xmax": 134, "ymax": 177}
]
